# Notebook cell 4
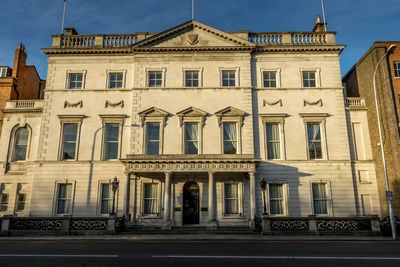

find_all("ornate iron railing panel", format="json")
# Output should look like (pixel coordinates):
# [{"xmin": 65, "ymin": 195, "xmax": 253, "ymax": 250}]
[
  {"xmin": 9, "ymin": 219, "xmax": 63, "ymax": 231},
  {"xmin": 317, "ymin": 219, "xmax": 371, "ymax": 231},
  {"xmin": 270, "ymin": 219, "xmax": 309, "ymax": 231},
  {"xmin": 70, "ymin": 219, "xmax": 108, "ymax": 230}
]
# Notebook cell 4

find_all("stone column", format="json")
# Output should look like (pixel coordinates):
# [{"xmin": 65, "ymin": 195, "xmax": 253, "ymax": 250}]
[
  {"xmin": 163, "ymin": 172, "xmax": 172, "ymax": 229},
  {"xmin": 208, "ymin": 172, "xmax": 217, "ymax": 229},
  {"xmin": 249, "ymin": 171, "xmax": 256, "ymax": 230},
  {"xmin": 124, "ymin": 173, "xmax": 131, "ymax": 222}
]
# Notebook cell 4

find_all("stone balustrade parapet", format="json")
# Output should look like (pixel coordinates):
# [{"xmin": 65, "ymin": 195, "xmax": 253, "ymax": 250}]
[
  {"xmin": 50, "ymin": 31, "xmax": 337, "ymax": 48},
  {"xmin": 4, "ymin": 100, "xmax": 44, "ymax": 110},
  {"xmin": 345, "ymin": 97, "xmax": 366, "ymax": 109}
]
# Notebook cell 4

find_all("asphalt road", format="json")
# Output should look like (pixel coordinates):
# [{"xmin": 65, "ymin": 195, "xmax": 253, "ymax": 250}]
[{"xmin": 0, "ymin": 240, "xmax": 399, "ymax": 266}]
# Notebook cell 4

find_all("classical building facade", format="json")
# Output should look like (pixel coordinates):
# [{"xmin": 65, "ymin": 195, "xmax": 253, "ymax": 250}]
[
  {"xmin": 343, "ymin": 42, "xmax": 400, "ymax": 217},
  {"xmin": 0, "ymin": 44, "xmax": 45, "ymax": 136},
  {"xmin": 0, "ymin": 19, "xmax": 381, "ymax": 230}
]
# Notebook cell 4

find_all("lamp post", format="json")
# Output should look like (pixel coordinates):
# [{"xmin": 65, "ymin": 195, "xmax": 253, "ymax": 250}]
[
  {"xmin": 111, "ymin": 177, "xmax": 119, "ymax": 216},
  {"xmin": 373, "ymin": 44, "xmax": 397, "ymax": 240},
  {"xmin": 260, "ymin": 178, "xmax": 268, "ymax": 216}
]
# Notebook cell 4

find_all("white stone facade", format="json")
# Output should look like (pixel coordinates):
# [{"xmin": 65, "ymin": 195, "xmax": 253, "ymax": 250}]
[{"xmin": 0, "ymin": 20, "xmax": 381, "ymax": 229}]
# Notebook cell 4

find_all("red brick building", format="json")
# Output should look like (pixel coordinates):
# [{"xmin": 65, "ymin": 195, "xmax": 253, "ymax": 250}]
[
  {"xmin": 343, "ymin": 42, "xmax": 400, "ymax": 217},
  {"xmin": 0, "ymin": 44, "xmax": 45, "ymax": 135}
]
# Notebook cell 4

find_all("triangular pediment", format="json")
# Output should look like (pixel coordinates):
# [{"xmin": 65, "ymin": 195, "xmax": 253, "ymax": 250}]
[
  {"xmin": 176, "ymin": 106, "xmax": 207, "ymax": 117},
  {"xmin": 215, "ymin": 106, "xmax": 246, "ymax": 117},
  {"xmin": 134, "ymin": 20, "xmax": 254, "ymax": 50},
  {"xmin": 138, "ymin": 106, "xmax": 169, "ymax": 117}
]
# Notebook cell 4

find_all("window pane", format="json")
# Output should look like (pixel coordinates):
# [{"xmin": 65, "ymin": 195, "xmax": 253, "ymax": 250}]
[
  {"xmin": 185, "ymin": 123, "xmax": 199, "ymax": 154},
  {"xmin": 63, "ymin": 124, "xmax": 78, "ymax": 141},
  {"xmin": 144, "ymin": 184, "xmax": 158, "ymax": 214},
  {"xmin": 146, "ymin": 142, "xmax": 159, "ymax": 155},
  {"xmin": 105, "ymin": 124, "xmax": 119, "ymax": 142},
  {"xmin": 222, "ymin": 71, "xmax": 235, "ymax": 87},
  {"xmin": 146, "ymin": 123, "xmax": 160, "ymax": 141},
  {"xmin": 266, "ymin": 123, "xmax": 281, "ymax": 160},
  {"xmin": 223, "ymin": 123, "xmax": 237, "ymax": 154},
  {"xmin": 0, "ymin": 194, "xmax": 8, "ymax": 211},
  {"xmin": 224, "ymin": 183, "xmax": 239, "ymax": 214},
  {"xmin": 312, "ymin": 183, "xmax": 327, "ymax": 215},
  {"xmin": 307, "ymin": 123, "xmax": 322, "ymax": 159},
  {"xmin": 104, "ymin": 124, "xmax": 119, "ymax": 160},
  {"xmin": 63, "ymin": 143, "xmax": 76, "ymax": 159},
  {"xmin": 148, "ymin": 71, "xmax": 162, "ymax": 87},
  {"xmin": 15, "ymin": 128, "xmax": 29, "ymax": 145},
  {"xmin": 263, "ymin": 72, "xmax": 277, "ymax": 88},
  {"xmin": 17, "ymin": 193, "xmax": 26, "ymax": 211},
  {"xmin": 105, "ymin": 142, "xmax": 118, "ymax": 160},
  {"xmin": 57, "ymin": 184, "xmax": 72, "ymax": 214},
  {"xmin": 101, "ymin": 184, "xmax": 111, "ymax": 214},
  {"xmin": 394, "ymin": 62, "xmax": 400, "ymax": 78},
  {"xmin": 69, "ymin": 74, "xmax": 83, "ymax": 89}
]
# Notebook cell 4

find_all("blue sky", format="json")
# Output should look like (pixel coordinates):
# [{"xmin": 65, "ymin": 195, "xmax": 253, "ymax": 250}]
[{"xmin": 1, "ymin": 0, "xmax": 399, "ymax": 80}]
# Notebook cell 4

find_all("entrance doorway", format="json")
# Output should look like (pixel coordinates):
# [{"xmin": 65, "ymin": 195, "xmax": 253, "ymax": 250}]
[{"xmin": 183, "ymin": 181, "xmax": 199, "ymax": 225}]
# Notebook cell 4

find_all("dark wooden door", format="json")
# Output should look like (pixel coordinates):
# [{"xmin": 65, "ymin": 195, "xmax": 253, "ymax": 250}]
[{"xmin": 183, "ymin": 182, "xmax": 199, "ymax": 225}]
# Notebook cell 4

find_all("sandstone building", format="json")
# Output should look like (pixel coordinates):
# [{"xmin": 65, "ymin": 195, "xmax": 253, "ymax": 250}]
[
  {"xmin": 0, "ymin": 44, "xmax": 44, "ymax": 136},
  {"xmin": 0, "ymin": 19, "xmax": 381, "ymax": 230},
  {"xmin": 343, "ymin": 42, "xmax": 400, "ymax": 217}
]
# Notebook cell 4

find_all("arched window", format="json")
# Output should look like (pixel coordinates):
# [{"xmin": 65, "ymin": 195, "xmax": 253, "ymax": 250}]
[{"xmin": 12, "ymin": 127, "xmax": 29, "ymax": 162}]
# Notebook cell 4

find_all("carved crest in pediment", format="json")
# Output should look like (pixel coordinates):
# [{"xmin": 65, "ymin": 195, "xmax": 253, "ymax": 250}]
[{"xmin": 187, "ymin": 33, "xmax": 199, "ymax": 45}]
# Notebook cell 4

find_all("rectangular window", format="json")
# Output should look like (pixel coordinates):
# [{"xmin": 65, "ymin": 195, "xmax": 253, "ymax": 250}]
[
  {"xmin": 146, "ymin": 123, "xmax": 160, "ymax": 155},
  {"xmin": 143, "ymin": 183, "xmax": 158, "ymax": 215},
  {"xmin": 302, "ymin": 71, "xmax": 316, "ymax": 87},
  {"xmin": 108, "ymin": 73, "xmax": 123, "ymax": 88},
  {"xmin": 61, "ymin": 124, "xmax": 78, "ymax": 160},
  {"xmin": 184, "ymin": 123, "xmax": 199, "ymax": 154},
  {"xmin": 148, "ymin": 71, "xmax": 162, "ymax": 87},
  {"xmin": 104, "ymin": 124, "xmax": 119, "ymax": 160},
  {"xmin": 224, "ymin": 183, "xmax": 239, "ymax": 215},
  {"xmin": 100, "ymin": 184, "xmax": 113, "ymax": 215},
  {"xmin": 222, "ymin": 70, "xmax": 235, "ymax": 86},
  {"xmin": 223, "ymin": 122, "xmax": 237, "ymax": 154},
  {"xmin": 56, "ymin": 184, "xmax": 72, "ymax": 215},
  {"xmin": 394, "ymin": 62, "xmax": 400, "ymax": 78},
  {"xmin": 263, "ymin": 71, "xmax": 277, "ymax": 88},
  {"xmin": 269, "ymin": 184, "xmax": 284, "ymax": 215},
  {"xmin": 16, "ymin": 193, "xmax": 26, "ymax": 211},
  {"xmin": 312, "ymin": 183, "xmax": 328, "ymax": 215},
  {"xmin": 68, "ymin": 73, "xmax": 83, "ymax": 89},
  {"xmin": 0, "ymin": 67, "xmax": 7, "ymax": 77},
  {"xmin": 266, "ymin": 123, "xmax": 281, "ymax": 160},
  {"xmin": 0, "ymin": 194, "xmax": 9, "ymax": 212},
  {"xmin": 307, "ymin": 123, "xmax": 322, "ymax": 159},
  {"xmin": 185, "ymin": 71, "xmax": 199, "ymax": 87}
]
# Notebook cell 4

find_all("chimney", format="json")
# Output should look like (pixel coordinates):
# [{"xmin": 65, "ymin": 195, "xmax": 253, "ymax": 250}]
[
  {"xmin": 12, "ymin": 43, "xmax": 27, "ymax": 78},
  {"xmin": 312, "ymin": 16, "xmax": 327, "ymax": 32}
]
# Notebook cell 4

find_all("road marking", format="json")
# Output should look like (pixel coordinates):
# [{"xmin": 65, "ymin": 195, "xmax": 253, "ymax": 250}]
[
  {"xmin": 152, "ymin": 255, "xmax": 400, "ymax": 260},
  {"xmin": 0, "ymin": 254, "xmax": 119, "ymax": 258}
]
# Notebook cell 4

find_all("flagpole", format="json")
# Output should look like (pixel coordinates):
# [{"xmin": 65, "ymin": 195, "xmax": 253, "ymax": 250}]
[
  {"xmin": 192, "ymin": 0, "xmax": 194, "ymax": 20},
  {"xmin": 320, "ymin": 0, "xmax": 327, "ymax": 31},
  {"xmin": 61, "ymin": 0, "xmax": 67, "ymax": 34}
]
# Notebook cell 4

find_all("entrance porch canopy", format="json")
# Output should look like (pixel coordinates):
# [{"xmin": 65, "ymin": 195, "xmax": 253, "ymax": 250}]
[{"xmin": 121, "ymin": 154, "xmax": 259, "ymax": 173}]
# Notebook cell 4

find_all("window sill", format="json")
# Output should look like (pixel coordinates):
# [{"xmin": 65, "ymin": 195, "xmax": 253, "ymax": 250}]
[{"xmin": 221, "ymin": 214, "xmax": 244, "ymax": 219}]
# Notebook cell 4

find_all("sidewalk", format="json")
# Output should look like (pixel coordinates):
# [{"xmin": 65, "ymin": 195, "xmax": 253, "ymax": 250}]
[{"xmin": 0, "ymin": 233, "xmax": 394, "ymax": 241}]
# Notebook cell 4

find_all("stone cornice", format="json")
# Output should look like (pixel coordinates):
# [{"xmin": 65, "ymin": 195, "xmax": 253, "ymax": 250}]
[{"xmin": 2, "ymin": 108, "xmax": 43, "ymax": 113}]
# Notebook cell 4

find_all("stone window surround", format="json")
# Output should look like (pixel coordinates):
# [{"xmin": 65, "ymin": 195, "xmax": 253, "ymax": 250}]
[
  {"xmin": 105, "ymin": 69, "xmax": 127, "ymax": 89},
  {"xmin": 52, "ymin": 179, "xmax": 76, "ymax": 216},
  {"xmin": 263, "ymin": 182, "xmax": 288, "ymax": 216},
  {"xmin": 177, "ymin": 107, "xmax": 207, "ymax": 155},
  {"xmin": 15, "ymin": 183, "xmax": 28, "ymax": 214},
  {"xmin": 8, "ymin": 123, "xmax": 32, "ymax": 163},
  {"xmin": 99, "ymin": 114, "xmax": 127, "ymax": 161},
  {"xmin": 219, "ymin": 67, "xmax": 240, "ymax": 87},
  {"xmin": 221, "ymin": 180, "xmax": 244, "ymax": 218},
  {"xmin": 215, "ymin": 107, "xmax": 245, "ymax": 155},
  {"xmin": 96, "ymin": 179, "xmax": 117, "ymax": 216},
  {"xmin": 65, "ymin": 70, "xmax": 87, "ymax": 89},
  {"xmin": 300, "ymin": 113, "xmax": 328, "ymax": 160},
  {"xmin": 182, "ymin": 67, "xmax": 204, "ymax": 87},
  {"xmin": 260, "ymin": 114, "xmax": 287, "ymax": 161},
  {"xmin": 57, "ymin": 115, "xmax": 85, "ymax": 161},
  {"xmin": 139, "ymin": 179, "xmax": 162, "ymax": 218},
  {"xmin": 145, "ymin": 68, "xmax": 167, "ymax": 87},
  {"xmin": 260, "ymin": 68, "xmax": 281, "ymax": 88},
  {"xmin": 393, "ymin": 61, "xmax": 400, "ymax": 78},
  {"xmin": 299, "ymin": 68, "xmax": 321, "ymax": 88},
  {"xmin": 309, "ymin": 180, "xmax": 333, "ymax": 216}
]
